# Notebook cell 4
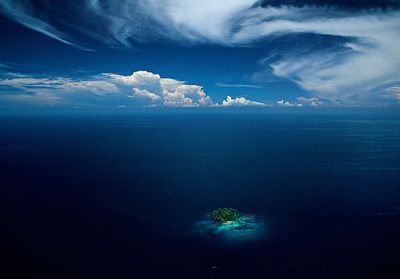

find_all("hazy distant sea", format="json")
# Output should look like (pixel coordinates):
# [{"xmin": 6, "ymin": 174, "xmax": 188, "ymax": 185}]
[{"xmin": 1, "ymin": 111, "xmax": 399, "ymax": 278}]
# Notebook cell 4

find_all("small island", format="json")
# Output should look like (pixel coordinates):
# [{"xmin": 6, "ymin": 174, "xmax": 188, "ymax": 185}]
[
  {"xmin": 211, "ymin": 208, "xmax": 240, "ymax": 223},
  {"xmin": 195, "ymin": 207, "xmax": 265, "ymax": 243}
]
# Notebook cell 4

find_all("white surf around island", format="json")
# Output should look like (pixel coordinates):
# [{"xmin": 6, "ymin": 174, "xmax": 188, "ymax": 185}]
[{"xmin": 195, "ymin": 213, "xmax": 267, "ymax": 243}]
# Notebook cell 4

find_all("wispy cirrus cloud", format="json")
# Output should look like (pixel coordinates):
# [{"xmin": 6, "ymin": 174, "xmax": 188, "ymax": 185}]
[
  {"xmin": 0, "ymin": 75, "xmax": 119, "ymax": 95},
  {"xmin": 0, "ymin": 63, "xmax": 9, "ymax": 69},
  {"xmin": 384, "ymin": 86, "xmax": 400, "ymax": 102},
  {"xmin": 216, "ymin": 83, "xmax": 263, "ymax": 89},
  {"xmin": 256, "ymin": 11, "xmax": 400, "ymax": 102},
  {"xmin": 0, "ymin": 1, "xmax": 93, "ymax": 51}
]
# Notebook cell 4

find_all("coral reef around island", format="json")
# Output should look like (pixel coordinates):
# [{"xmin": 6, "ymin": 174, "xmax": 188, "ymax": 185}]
[{"xmin": 195, "ymin": 209, "xmax": 266, "ymax": 243}]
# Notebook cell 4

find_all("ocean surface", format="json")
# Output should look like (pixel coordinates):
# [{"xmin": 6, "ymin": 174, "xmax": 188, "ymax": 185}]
[{"xmin": 1, "ymin": 111, "xmax": 399, "ymax": 278}]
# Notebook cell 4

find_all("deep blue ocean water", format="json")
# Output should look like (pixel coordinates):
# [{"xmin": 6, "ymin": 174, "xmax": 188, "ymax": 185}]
[{"xmin": 1, "ymin": 111, "xmax": 399, "ymax": 278}]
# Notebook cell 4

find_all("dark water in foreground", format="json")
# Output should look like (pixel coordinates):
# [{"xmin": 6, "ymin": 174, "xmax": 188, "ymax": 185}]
[{"xmin": 1, "ymin": 111, "xmax": 400, "ymax": 278}]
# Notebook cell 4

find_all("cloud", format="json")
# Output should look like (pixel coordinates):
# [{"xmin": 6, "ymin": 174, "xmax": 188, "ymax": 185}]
[
  {"xmin": 216, "ymin": 83, "xmax": 263, "ymax": 89},
  {"xmin": 0, "ymin": 1, "xmax": 92, "ymax": 51},
  {"xmin": 220, "ymin": 96, "xmax": 267, "ymax": 107},
  {"xmin": 0, "ymin": 70, "xmax": 272, "ymax": 108},
  {"xmin": 384, "ymin": 86, "xmax": 400, "ymax": 101},
  {"xmin": 0, "ymin": 91, "xmax": 62, "ymax": 106},
  {"xmin": 0, "ymin": 76, "xmax": 120, "ymax": 96},
  {"xmin": 105, "ymin": 71, "xmax": 213, "ymax": 107},
  {"xmin": 277, "ymin": 100, "xmax": 302, "ymax": 107},
  {"xmin": 237, "ymin": 7, "xmax": 400, "ymax": 102},
  {"xmin": 296, "ymin": 96, "xmax": 322, "ymax": 107},
  {"xmin": 1, "ymin": 1, "xmax": 399, "ymax": 104},
  {"xmin": 0, "ymin": 63, "xmax": 10, "ymax": 69},
  {"xmin": 385, "ymin": 86, "xmax": 400, "ymax": 94},
  {"xmin": 156, "ymin": 0, "xmax": 256, "ymax": 43},
  {"xmin": 276, "ymin": 96, "xmax": 325, "ymax": 107}
]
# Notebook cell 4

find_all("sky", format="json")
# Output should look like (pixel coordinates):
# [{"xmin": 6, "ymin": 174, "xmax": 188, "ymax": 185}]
[{"xmin": 0, "ymin": 0, "xmax": 399, "ymax": 110}]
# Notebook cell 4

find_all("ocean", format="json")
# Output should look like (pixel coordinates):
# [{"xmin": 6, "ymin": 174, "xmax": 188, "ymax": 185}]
[{"xmin": 1, "ymin": 111, "xmax": 399, "ymax": 278}]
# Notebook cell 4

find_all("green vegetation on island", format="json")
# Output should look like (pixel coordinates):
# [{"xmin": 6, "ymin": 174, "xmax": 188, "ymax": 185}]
[{"xmin": 211, "ymin": 208, "xmax": 240, "ymax": 223}]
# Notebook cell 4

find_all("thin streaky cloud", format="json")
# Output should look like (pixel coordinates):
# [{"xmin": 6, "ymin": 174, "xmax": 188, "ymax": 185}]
[
  {"xmin": 0, "ymin": 63, "xmax": 10, "ymax": 69},
  {"xmin": 0, "ymin": 1, "xmax": 94, "ymax": 51},
  {"xmin": 216, "ymin": 83, "xmax": 263, "ymax": 89}
]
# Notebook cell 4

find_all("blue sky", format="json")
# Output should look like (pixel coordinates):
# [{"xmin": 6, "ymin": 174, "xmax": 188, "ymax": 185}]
[{"xmin": 0, "ymin": 0, "xmax": 399, "ymax": 110}]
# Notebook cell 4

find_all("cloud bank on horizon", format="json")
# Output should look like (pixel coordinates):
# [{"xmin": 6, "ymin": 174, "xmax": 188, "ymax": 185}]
[
  {"xmin": 0, "ymin": 0, "xmax": 399, "ymax": 108},
  {"xmin": 0, "ymin": 70, "xmax": 273, "ymax": 108}
]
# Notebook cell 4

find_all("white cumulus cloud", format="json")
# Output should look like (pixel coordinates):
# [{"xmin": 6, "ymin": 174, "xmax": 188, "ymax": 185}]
[
  {"xmin": 105, "ymin": 71, "xmax": 213, "ymax": 107},
  {"xmin": 277, "ymin": 100, "xmax": 302, "ymax": 107},
  {"xmin": 220, "ymin": 96, "xmax": 266, "ymax": 107}
]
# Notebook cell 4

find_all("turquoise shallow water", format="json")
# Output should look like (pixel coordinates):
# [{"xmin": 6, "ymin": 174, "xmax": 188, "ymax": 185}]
[
  {"xmin": 195, "ymin": 214, "xmax": 267, "ymax": 243},
  {"xmin": 0, "ymin": 111, "xmax": 399, "ymax": 278}
]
